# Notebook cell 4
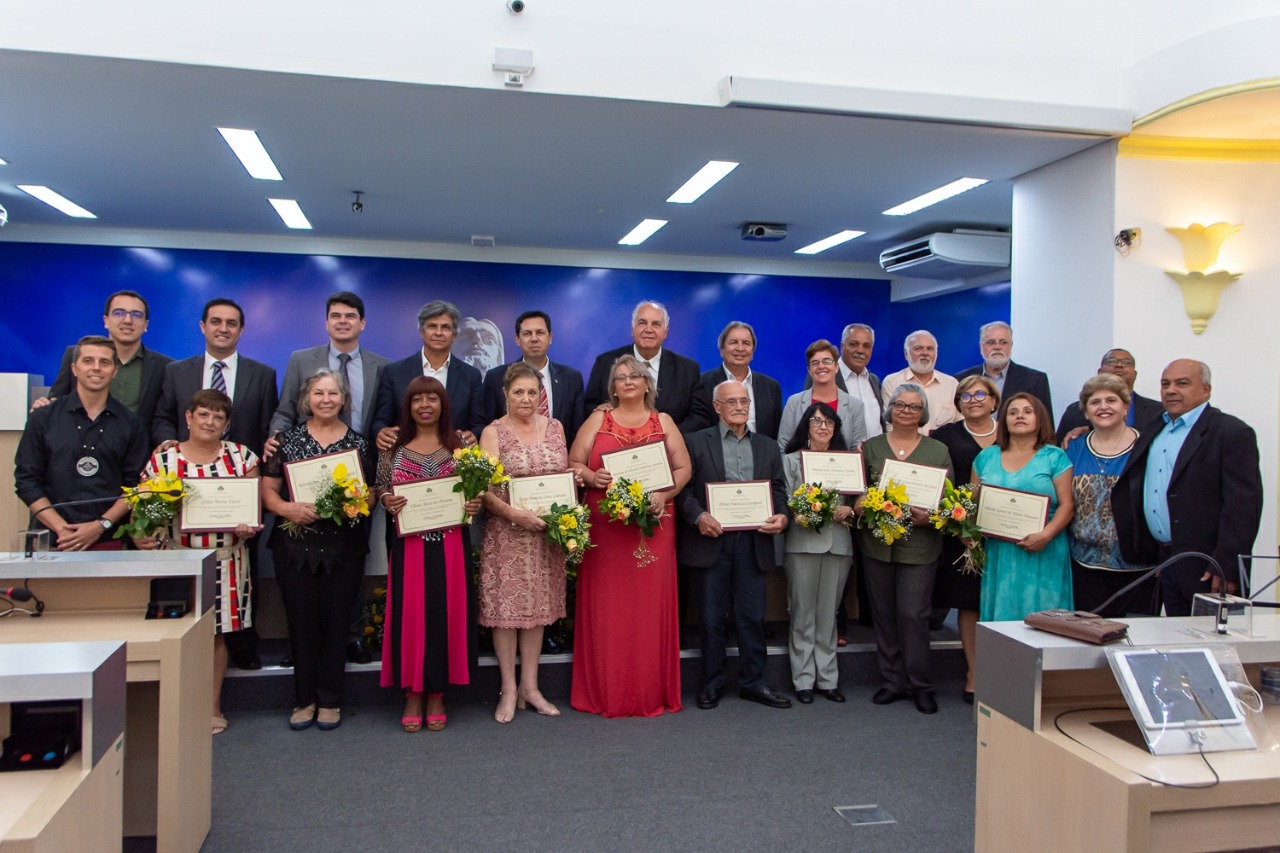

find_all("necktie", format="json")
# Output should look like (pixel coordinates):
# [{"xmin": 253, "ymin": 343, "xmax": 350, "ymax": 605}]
[
  {"xmin": 537, "ymin": 382, "xmax": 550, "ymax": 418},
  {"xmin": 644, "ymin": 360, "xmax": 657, "ymax": 398},
  {"xmin": 210, "ymin": 361, "xmax": 227, "ymax": 394},
  {"xmin": 337, "ymin": 353, "xmax": 353, "ymax": 426}
]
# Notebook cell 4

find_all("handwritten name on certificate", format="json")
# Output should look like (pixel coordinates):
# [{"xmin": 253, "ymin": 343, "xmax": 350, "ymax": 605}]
[
  {"xmin": 975, "ymin": 485, "xmax": 1049, "ymax": 542},
  {"xmin": 706, "ymin": 480, "xmax": 775, "ymax": 531},
  {"xmin": 392, "ymin": 476, "xmax": 465, "ymax": 536},
  {"xmin": 180, "ymin": 477, "xmax": 260, "ymax": 533},
  {"xmin": 508, "ymin": 472, "xmax": 578, "ymax": 515},
  {"xmin": 877, "ymin": 459, "xmax": 947, "ymax": 510},
  {"xmin": 284, "ymin": 449, "xmax": 365, "ymax": 503},
  {"xmin": 601, "ymin": 440, "xmax": 674, "ymax": 491},
  {"xmin": 799, "ymin": 450, "xmax": 865, "ymax": 494}
]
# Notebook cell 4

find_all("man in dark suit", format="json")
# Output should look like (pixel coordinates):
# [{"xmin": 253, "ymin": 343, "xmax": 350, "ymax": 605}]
[
  {"xmin": 1111, "ymin": 359, "xmax": 1263, "ymax": 616},
  {"xmin": 271, "ymin": 291, "xmax": 389, "ymax": 439},
  {"xmin": 677, "ymin": 379, "xmax": 791, "ymax": 710},
  {"xmin": 1055, "ymin": 348, "xmax": 1164, "ymax": 443},
  {"xmin": 584, "ymin": 300, "xmax": 712, "ymax": 434},
  {"xmin": 152, "ymin": 297, "xmax": 280, "ymax": 669},
  {"xmin": 482, "ymin": 310, "xmax": 586, "ymax": 446},
  {"xmin": 371, "ymin": 300, "xmax": 486, "ymax": 451},
  {"xmin": 35, "ymin": 290, "xmax": 173, "ymax": 427},
  {"xmin": 956, "ymin": 321, "xmax": 1053, "ymax": 415},
  {"xmin": 699, "ymin": 321, "xmax": 782, "ymax": 440}
]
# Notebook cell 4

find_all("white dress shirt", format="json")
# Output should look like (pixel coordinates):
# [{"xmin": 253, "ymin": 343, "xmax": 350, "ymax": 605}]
[{"xmin": 203, "ymin": 351, "xmax": 240, "ymax": 401}]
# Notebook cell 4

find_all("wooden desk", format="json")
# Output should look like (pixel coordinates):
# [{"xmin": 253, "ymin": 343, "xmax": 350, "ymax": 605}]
[{"xmin": 975, "ymin": 616, "xmax": 1280, "ymax": 852}]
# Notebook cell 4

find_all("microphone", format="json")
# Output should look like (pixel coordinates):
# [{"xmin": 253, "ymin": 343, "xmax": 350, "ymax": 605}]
[
  {"xmin": 1, "ymin": 586, "xmax": 33, "ymax": 602},
  {"xmin": 1092, "ymin": 551, "xmax": 1226, "ymax": 616},
  {"xmin": 31, "ymin": 488, "xmax": 183, "ymax": 518}
]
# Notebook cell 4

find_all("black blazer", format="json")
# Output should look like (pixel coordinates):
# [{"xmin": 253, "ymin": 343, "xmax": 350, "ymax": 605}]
[
  {"xmin": 371, "ymin": 353, "xmax": 486, "ymax": 437},
  {"xmin": 152, "ymin": 354, "xmax": 279, "ymax": 456},
  {"xmin": 699, "ymin": 366, "xmax": 783, "ymax": 440},
  {"xmin": 584, "ymin": 345, "xmax": 713, "ymax": 434},
  {"xmin": 675, "ymin": 425, "xmax": 788, "ymax": 572},
  {"xmin": 481, "ymin": 360, "xmax": 586, "ymax": 447},
  {"xmin": 957, "ymin": 361, "xmax": 1053, "ymax": 416},
  {"xmin": 49, "ymin": 343, "xmax": 173, "ymax": 428},
  {"xmin": 1111, "ymin": 405, "xmax": 1263, "ymax": 584},
  {"xmin": 1055, "ymin": 391, "xmax": 1164, "ymax": 444}
]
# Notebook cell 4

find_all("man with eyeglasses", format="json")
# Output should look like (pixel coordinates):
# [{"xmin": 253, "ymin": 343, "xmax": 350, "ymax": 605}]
[
  {"xmin": 879, "ymin": 330, "xmax": 958, "ymax": 434},
  {"xmin": 956, "ymin": 321, "xmax": 1052, "ymax": 416},
  {"xmin": 34, "ymin": 290, "xmax": 173, "ymax": 427},
  {"xmin": 1054, "ymin": 348, "xmax": 1164, "ymax": 443}
]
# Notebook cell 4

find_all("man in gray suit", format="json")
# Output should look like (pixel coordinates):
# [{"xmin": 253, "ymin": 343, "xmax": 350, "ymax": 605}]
[{"xmin": 270, "ymin": 292, "xmax": 389, "ymax": 439}]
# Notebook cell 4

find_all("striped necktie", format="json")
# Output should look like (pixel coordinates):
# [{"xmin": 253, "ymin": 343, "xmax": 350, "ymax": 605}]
[
  {"xmin": 210, "ymin": 361, "xmax": 227, "ymax": 394},
  {"xmin": 537, "ymin": 382, "xmax": 550, "ymax": 418},
  {"xmin": 338, "ymin": 353, "xmax": 353, "ymax": 426}
]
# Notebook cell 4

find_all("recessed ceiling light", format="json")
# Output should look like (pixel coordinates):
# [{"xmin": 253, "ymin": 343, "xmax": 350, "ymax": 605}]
[
  {"xmin": 618, "ymin": 219, "xmax": 668, "ymax": 245},
  {"xmin": 268, "ymin": 198, "xmax": 312, "ymax": 229},
  {"xmin": 0, "ymin": 157, "xmax": 8, "ymax": 166},
  {"xmin": 217, "ymin": 127, "xmax": 284, "ymax": 181},
  {"xmin": 666, "ymin": 160, "xmax": 739, "ymax": 204},
  {"xmin": 882, "ymin": 177, "xmax": 988, "ymax": 216},
  {"xmin": 795, "ymin": 230, "xmax": 865, "ymax": 255},
  {"xmin": 16, "ymin": 185, "xmax": 97, "ymax": 218}
]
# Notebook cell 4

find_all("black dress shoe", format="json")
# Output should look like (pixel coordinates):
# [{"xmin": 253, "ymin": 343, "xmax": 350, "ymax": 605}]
[
  {"xmin": 740, "ymin": 687, "xmax": 792, "ymax": 709},
  {"xmin": 821, "ymin": 688, "xmax": 846, "ymax": 703},
  {"xmin": 696, "ymin": 686, "xmax": 722, "ymax": 710},
  {"xmin": 962, "ymin": 690, "xmax": 974, "ymax": 705},
  {"xmin": 795, "ymin": 689, "xmax": 814, "ymax": 704},
  {"xmin": 278, "ymin": 654, "xmax": 294, "ymax": 668},
  {"xmin": 346, "ymin": 639, "xmax": 373, "ymax": 665},
  {"xmin": 872, "ymin": 688, "xmax": 904, "ymax": 705},
  {"xmin": 232, "ymin": 651, "xmax": 262, "ymax": 670},
  {"xmin": 914, "ymin": 690, "xmax": 939, "ymax": 714}
]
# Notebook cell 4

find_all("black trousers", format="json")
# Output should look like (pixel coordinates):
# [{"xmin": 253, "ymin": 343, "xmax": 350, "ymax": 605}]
[
  {"xmin": 276, "ymin": 556, "xmax": 364, "ymax": 708},
  {"xmin": 697, "ymin": 532, "xmax": 768, "ymax": 692}
]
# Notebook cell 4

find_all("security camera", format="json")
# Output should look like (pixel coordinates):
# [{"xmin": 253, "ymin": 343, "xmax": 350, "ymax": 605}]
[
  {"xmin": 507, "ymin": 0, "xmax": 525, "ymax": 12},
  {"xmin": 0, "ymin": 203, "xmax": 7, "ymax": 227},
  {"xmin": 351, "ymin": 191, "xmax": 364, "ymax": 214}
]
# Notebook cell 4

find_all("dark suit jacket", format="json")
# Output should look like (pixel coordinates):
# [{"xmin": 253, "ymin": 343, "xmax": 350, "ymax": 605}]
[
  {"xmin": 1055, "ymin": 391, "xmax": 1164, "ymax": 444},
  {"xmin": 957, "ymin": 361, "xmax": 1052, "ymax": 416},
  {"xmin": 152, "ymin": 354, "xmax": 279, "ymax": 456},
  {"xmin": 1111, "ymin": 405, "xmax": 1263, "ymax": 585},
  {"xmin": 699, "ymin": 366, "xmax": 783, "ymax": 440},
  {"xmin": 482, "ymin": 359, "xmax": 586, "ymax": 446},
  {"xmin": 371, "ymin": 353, "xmax": 485, "ymax": 437},
  {"xmin": 270, "ymin": 344, "xmax": 390, "ymax": 437},
  {"xmin": 806, "ymin": 367, "xmax": 884, "ymax": 421},
  {"xmin": 584, "ymin": 345, "xmax": 713, "ymax": 434},
  {"xmin": 49, "ymin": 343, "xmax": 173, "ymax": 428},
  {"xmin": 675, "ymin": 425, "xmax": 788, "ymax": 572}
]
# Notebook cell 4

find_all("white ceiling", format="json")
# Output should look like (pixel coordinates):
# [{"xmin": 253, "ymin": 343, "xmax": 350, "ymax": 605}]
[{"xmin": 0, "ymin": 49, "xmax": 1113, "ymax": 272}]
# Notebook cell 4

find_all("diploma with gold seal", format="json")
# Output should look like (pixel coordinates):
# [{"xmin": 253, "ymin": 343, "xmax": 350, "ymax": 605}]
[
  {"xmin": 392, "ymin": 475, "xmax": 465, "ymax": 536},
  {"xmin": 705, "ymin": 480, "xmax": 775, "ymax": 531},
  {"xmin": 180, "ymin": 477, "xmax": 261, "ymax": 533},
  {"xmin": 975, "ymin": 484, "xmax": 1049, "ymax": 542}
]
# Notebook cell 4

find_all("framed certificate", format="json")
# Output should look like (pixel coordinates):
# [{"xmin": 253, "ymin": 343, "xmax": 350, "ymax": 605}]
[
  {"xmin": 601, "ymin": 439, "xmax": 675, "ymax": 491},
  {"xmin": 975, "ymin": 484, "xmax": 1049, "ymax": 542},
  {"xmin": 799, "ymin": 450, "xmax": 865, "ymax": 494},
  {"xmin": 392, "ymin": 475, "xmax": 465, "ymax": 536},
  {"xmin": 878, "ymin": 459, "xmax": 947, "ymax": 510},
  {"xmin": 705, "ymin": 480, "xmax": 775, "ymax": 531},
  {"xmin": 284, "ymin": 449, "xmax": 365, "ymax": 503},
  {"xmin": 508, "ymin": 471, "xmax": 578, "ymax": 515},
  {"xmin": 179, "ymin": 477, "xmax": 261, "ymax": 533}
]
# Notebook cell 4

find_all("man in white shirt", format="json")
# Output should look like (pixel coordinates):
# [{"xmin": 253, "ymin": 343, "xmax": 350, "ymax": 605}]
[
  {"xmin": 481, "ymin": 310, "xmax": 586, "ymax": 445},
  {"xmin": 699, "ymin": 321, "xmax": 783, "ymax": 440},
  {"xmin": 879, "ymin": 330, "xmax": 958, "ymax": 434},
  {"xmin": 808, "ymin": 323, "xmax": 884, "ymax": 439}
]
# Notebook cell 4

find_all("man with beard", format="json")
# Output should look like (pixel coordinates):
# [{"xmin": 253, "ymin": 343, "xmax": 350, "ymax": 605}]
[
  {"xmin": 879, "ymin": 330, "xmax": 958, "ymax": 434},
  {"xmin": 957, "ymin": 321, "xmax": 1052, "ymax": 416}
]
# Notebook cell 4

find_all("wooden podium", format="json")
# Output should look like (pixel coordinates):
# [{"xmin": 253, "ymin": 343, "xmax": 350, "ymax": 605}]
[{"xmin": 974, "ymin": 616, "xmax": 1280, "ymax": 852}]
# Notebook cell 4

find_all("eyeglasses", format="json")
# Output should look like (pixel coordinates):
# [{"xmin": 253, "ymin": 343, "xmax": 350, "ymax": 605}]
[
  {"xmin": 808, "ymin": 357, "xmax": 835, "ymax": 367},
  {"xmin": 1103, "ymin": 357, "xmax": 1136, "ymax": 368},
  {"xmin": 716, "ymin": 397, "xmax": 750, "ymax": 408},
  {"xmin": 109, "ymin": 309, "xmax": 146, "ymax": 321},
  {"xmin": 613, "ymin": 372, "xmax": 646, "ymax": 383},
  {"xmin": 809, "ymin": 417, "xmax": 835, "ymax": 428},
  {"xmin": 959, "ymin": 391, "xmax": 989, "ymax": 402},
  {"xmin": 890, "ymin": 402, "xmax": 923, "ymax": 413}
]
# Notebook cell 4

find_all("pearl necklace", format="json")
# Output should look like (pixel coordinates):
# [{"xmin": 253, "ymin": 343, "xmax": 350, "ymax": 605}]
[{"xmin": 963, "ymin": 420, "xmax": 996, "ymax": 438}]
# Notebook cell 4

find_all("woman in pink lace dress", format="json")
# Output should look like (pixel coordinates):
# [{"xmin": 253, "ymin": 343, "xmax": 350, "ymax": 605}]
[{"xmin": 479, "ymin": 363, "xmax": 575, "ymax": 723}]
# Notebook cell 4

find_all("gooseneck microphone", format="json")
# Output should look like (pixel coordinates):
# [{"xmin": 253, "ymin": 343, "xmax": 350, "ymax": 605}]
[{"xmin": 31, "ymin": 488, "xmax": 184, "ymax": 519}]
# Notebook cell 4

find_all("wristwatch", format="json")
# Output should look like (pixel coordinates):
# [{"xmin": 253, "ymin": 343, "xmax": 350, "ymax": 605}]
[{"xmin": 98, "ymin": 517, "xmax": 114, "ymax": 531}]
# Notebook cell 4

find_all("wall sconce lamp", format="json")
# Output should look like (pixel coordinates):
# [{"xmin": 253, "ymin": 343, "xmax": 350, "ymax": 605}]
[{"xmin": 1164, "ymin": 222, "xmax": 1242, "ymax": 334}]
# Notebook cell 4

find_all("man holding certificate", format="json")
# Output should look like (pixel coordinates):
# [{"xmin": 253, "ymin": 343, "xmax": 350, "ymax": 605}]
[{"xmin": 677, "ymin": 380, "xmax": 791, "ymax": 711}]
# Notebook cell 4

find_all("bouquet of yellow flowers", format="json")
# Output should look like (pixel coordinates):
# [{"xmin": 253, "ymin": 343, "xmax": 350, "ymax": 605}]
[
  {"xmin": 859, "ymin": 479, "xmax": 912, "ymax": 546},
  {"xmin": 282, "ymin": 462, "xmax": 370, "ymax": 535},
  {"xmin": 928, "ymin": 479, "xmax": 985, "ymax": 575},
  {"xmin": 453, "ymin": 445, "xmax": 510, "ymax": 522},
  {"xmin": 358, "ymin": 585, "xmax": 387, "ymax": 654},
  {"xmin": 788, "ymin": 482, "xmax": 841, "ymax": 534},
  {"xmin": 599, "ymin": 477, "xmax": 658, "ymax": 566},
  {"xmin": 114, "ymin": 471, "xmax": 186, "ymax": 541},
  {"xmin": 540, "ymin": 502, "xmax": 593, "ymax": 568}
]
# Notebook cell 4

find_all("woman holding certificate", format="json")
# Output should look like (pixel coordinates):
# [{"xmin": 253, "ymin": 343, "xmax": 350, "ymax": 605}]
[
  {"xmin": 134, "ymin": 389, "xmax": 260, "ymax": 735},
  {"xmin": 855, "ymin": 384, "xmax": 952, "ymax": 714},
  {"xmin": 478, "ymin": 363, "xmax": 570, "ymax": 723},
  {"xmin": 262, "ymin": 369, "xmax": 371, "ymax": 732},
  {"xmin": 776, "ymin": 339, "xmax": 868, "ymax": 453},
  {"xmin": 781, "ymin": 402, "xmax": 854, "ymax": 703},
  {"xmin": 376, "ymin": 376, "xmax": 482, "ymax": 733},
  {"xmin": 568, "ymin": 354, "xmax": 691, "ymax": 717},
  {"xmin": 971, "ymin": 392, "xmax": 1074, "ymax": 622}
]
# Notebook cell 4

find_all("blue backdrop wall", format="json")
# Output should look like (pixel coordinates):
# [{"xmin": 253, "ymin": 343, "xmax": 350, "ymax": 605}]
[{"xmin": 2, "ymin": 242, "xmax": 1009, "ymax": 395}]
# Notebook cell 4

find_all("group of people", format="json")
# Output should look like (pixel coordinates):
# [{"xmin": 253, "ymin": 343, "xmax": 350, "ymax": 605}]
[{"xmin": 14, "ymin": 291, "xmax": 1264, "ymax": 732}]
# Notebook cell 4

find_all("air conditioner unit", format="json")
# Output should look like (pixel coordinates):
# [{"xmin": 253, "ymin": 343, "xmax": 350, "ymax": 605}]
[{"xmin": 878, "ymin": 230, "xmax": 1010, "ymax": 279}]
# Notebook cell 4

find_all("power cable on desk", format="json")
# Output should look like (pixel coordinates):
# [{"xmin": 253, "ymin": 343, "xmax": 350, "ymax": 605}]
[{"xmin": 1052, "ymin": 707, "xmax": 1220, "ymax": 789}]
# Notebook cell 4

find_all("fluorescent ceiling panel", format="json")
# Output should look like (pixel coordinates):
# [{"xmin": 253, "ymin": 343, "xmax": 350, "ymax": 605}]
[
  {"xmin": 882, "ymin": 177, "xmax": 988, "ymax": 216},
  {"xmin": 666, "ymin": 160, "xmax": 739, "ymax": 204},
  {"xmin": 268, "ymin": 198, "xmax": 312, "ymax": 229},
  {"xmin": 217, "ymin": 127, "xmax": 284, "ymax": 180},
  {"xmin": 16, "ymin": 184, "xmax": 96, "ymax": 218},
  {"xmin": 795, "ymin": 229, "xmax": 865, "ymax": 255},
  {"xmin": 618, "ymin": 219, "xmax": 668, "ymax": 245}
]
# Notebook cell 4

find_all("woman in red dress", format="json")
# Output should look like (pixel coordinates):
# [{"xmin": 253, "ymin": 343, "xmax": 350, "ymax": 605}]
[{"xmin": 568, "ymin": 355, "xmax": 691, "ymax": 717}]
